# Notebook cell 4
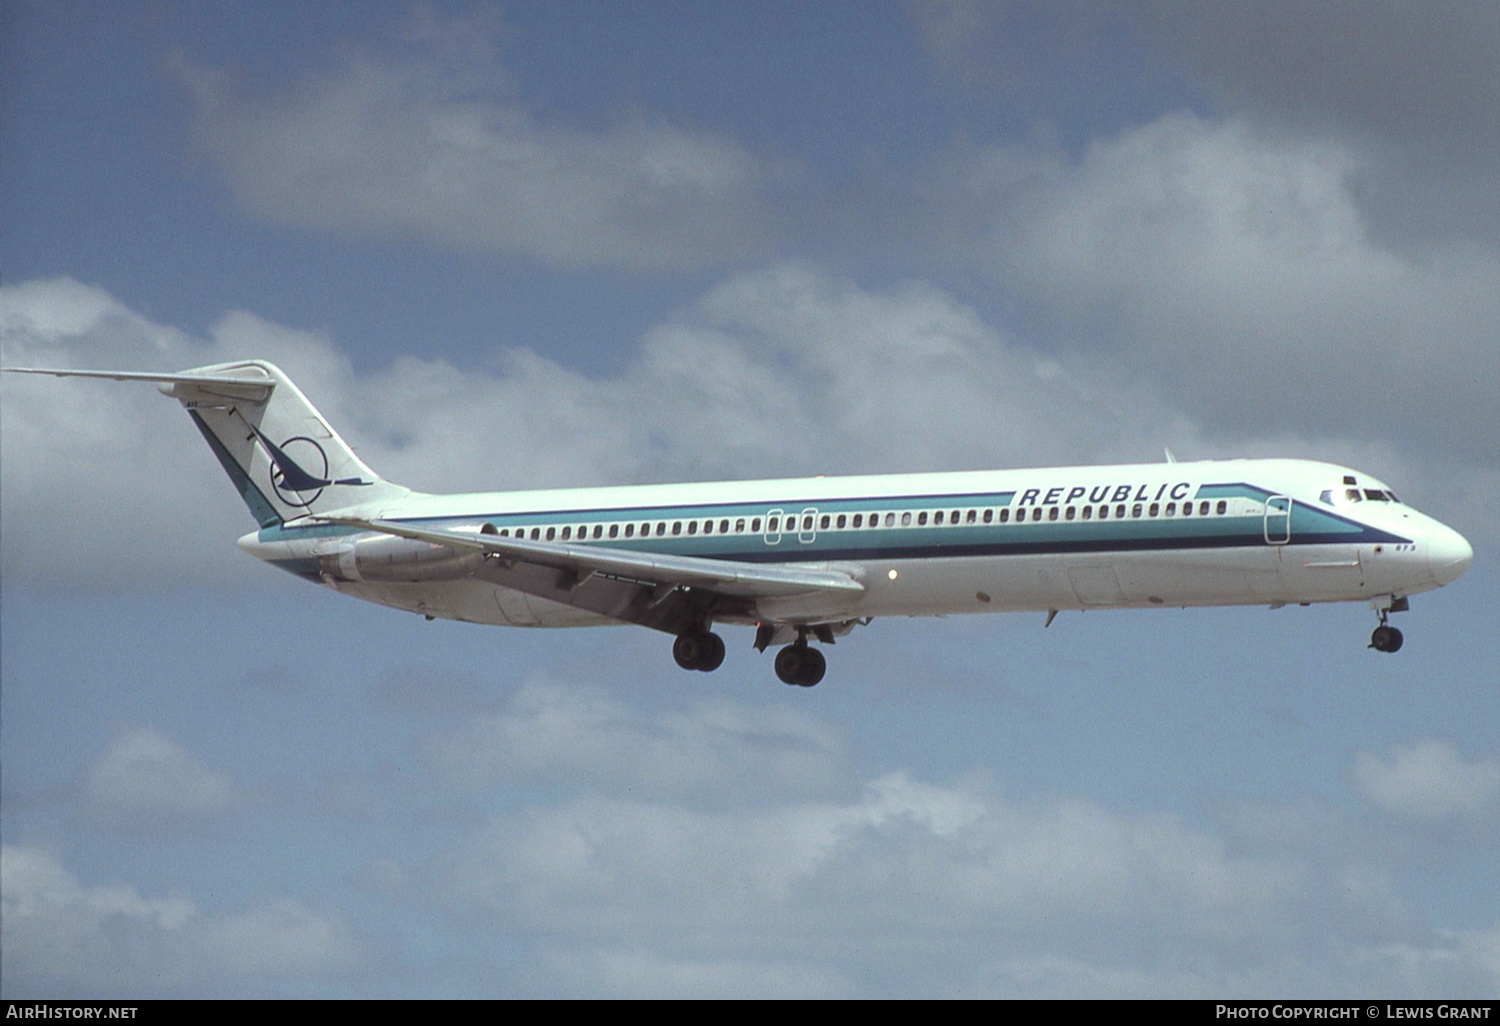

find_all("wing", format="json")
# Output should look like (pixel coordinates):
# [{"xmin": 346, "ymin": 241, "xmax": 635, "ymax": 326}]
[{"xmin": 320, "ymin": 516, "xmax": 865, "ymax": 634}]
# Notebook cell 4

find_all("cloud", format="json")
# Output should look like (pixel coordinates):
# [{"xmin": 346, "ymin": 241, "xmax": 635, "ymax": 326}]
[
  {"xmin": 0, "ymin": 845, "xmax": 358, "ymax": 997},
  {"xmin": 173, "ymin": 16, "xmax": 786, "ymax": 270},
  {"xmin": 0, "ymin": 277, "xmax": 370, "ymax": 588},
  {"xmin": 1143, "ymin": 0, "xmax": 1500, "ymax": 246},
  {"xmin": 424, "ymin": 677, "xmax": 855, "ymax": 804},
  {"xmin": 923, "ymin": 114, "xmax": 1500, "ymax": 469},
  {"xmin": 426, "ymin": 760, "xmax": 1500, "ymax": 996},
  {"xmin": 1353, "ymin": 739, "xmax": 1500, "ymax": 823},
  {"xmin": 345, "ymin": 677, "xmax": 1500, "ymax": 996},
  {"xmin": 82, "ymin": 727, "xmax": 242, "ymax": 832},
  {"xmin": 914, "ymin": 1, "xmax": 1500, "ymax": 246}
]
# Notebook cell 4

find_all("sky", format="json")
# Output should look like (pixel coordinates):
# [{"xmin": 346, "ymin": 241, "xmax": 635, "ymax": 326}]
[{"xmin": 2, "ymin": 0, "xmax": 1497, "ymax": 999}]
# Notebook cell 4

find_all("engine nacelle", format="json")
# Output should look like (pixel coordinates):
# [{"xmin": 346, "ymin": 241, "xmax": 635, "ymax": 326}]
[{"xmin": 320, "ymin": 535, "xmax": 484, "ymax": 583}]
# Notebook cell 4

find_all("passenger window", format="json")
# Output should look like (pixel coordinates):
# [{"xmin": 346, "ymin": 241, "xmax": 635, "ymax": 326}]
[
  {"xmin": 1098, "ymin": 505, "xmax": 1108, "ymax": 520},
  {"xmin": 1081, "ymin": 506, "xmax": 1092, "ymax": 520},
  {"xmin": 608, "ymin": 524, "xmax": 618, "ymax": 538},
  {"xmin": 999, "ymin": 509, "xmax": 1010, "ymax": 523},
  {"xmin": 901, "ymin": 512, "xmax": 912, "ymax": 526},
  {"xmin": 1115, "ymin": 505, "xmax": 1125, "ymax": 519},
  {"xmin": 1048, "ymin": 507, "xmax": 1060, "ymax": 521},
  {"xmin": 1132, "ymin": 504, "xmax": 1143, "ymax": 518},
  {"xmin": 1165, "ymin": 502, "xmax": 1175, "ymax": 516},
  {"xmin": 836, "ymin": 514, "xmax": 846, "ymax": 529},
  {"xmin": 803, "ymin": 515, "xmax": 814, "ymax": 530},
  {"xmin": 560, "ymin": 526, "xmax": 570, "ymax": 540},
  {"xmin": 983, "ymin": 509, "xmax": 993, "ymax": 523},
  {"xmin": 530, "ymin": 527, "xmax": 540, "ymax": 540},
  {"xmin": 1199, "ymin": 501, "xmax": 1210, "ymax": 515},
  {"xmin": 1032, "ymin": 508, "xmax": 1044, "ymax": 522},
  {"xmin": 768, "ymin": 516, "xmax": 779, "ymax": 532},
  {"xmin": 672, "ymin": 522, "xmax": 682, "ymax": 536},
  {"xmin": 1065, "ymin": 507, "xmax": 1076, "ymax": 521},
  {"xmin": 852, "ymin": 514, "xmax": 863, "ymax": 528},
  {"xmin": 1149, "ymin": 503, "xmax": 1159, "ymax": 517},
  {"xmin": 820, "ymin": 515, "xmax": 830, "ymax": 529},
  {"xmin": 687, "ymin": 521, "xmax": 697, "ymax": 535},
  {"xmin": 751, "ymin": 518, "xmax": 761, "ymax": 532},
  {"xmin": 1216, "ymin": 501, "xmax": 1227, "ymax": 515},
  {"xmin": 933, "ymin": 511, "xmax": 943, "ymax": 525},
  {"xmin": 624, "ymin": 524, "xmax": 634, "ymax": 538},
  {"xmin": 886, "ymin": 513, "xmax": 896, "ymax": 527},
  {"xmin": 967, "ymin": 510, "xmax": 977, "ymax": 524},
  {"xmin": 917, "ymin": 511, "xmax": 928, "ymax": 526},
  {"xmin": 1181, "ymin": 503, "xmax": 1191, "ymax": 517}
]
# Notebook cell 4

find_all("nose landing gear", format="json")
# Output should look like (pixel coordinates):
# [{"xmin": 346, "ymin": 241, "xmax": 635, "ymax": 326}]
[
  {"xmin": 1368, "ymin": 598, "xmax": 1406, "ymax": 653},
  {"xmin": 1369, "ymin": 622, "xmax": 1404, "ymax": 653}
]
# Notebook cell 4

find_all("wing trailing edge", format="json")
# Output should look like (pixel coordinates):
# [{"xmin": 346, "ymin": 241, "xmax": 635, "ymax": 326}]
[{"xmin": 319, "ymin": 516, "xmax": 866, "ymax": 602}]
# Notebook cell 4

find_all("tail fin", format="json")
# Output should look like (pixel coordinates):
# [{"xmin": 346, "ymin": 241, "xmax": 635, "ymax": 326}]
[{"xmin": 4, "ymin": 360, "xmax": 409, "ymax": 526}]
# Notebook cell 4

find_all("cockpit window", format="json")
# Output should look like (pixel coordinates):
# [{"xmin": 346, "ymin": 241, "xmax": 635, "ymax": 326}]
[{"xmin": 1325, "ymin": 483, "xmax": 1401, "ymax": 506}]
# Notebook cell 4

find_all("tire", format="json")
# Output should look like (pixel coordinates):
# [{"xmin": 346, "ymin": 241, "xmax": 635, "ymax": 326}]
[
  {"xmin": 674, "ymin": 630, "xmax": 726, "ymax": 671},
  {"xmin": 1370, "ymin": 625, "xmax": 1404, "ymax": 653}
]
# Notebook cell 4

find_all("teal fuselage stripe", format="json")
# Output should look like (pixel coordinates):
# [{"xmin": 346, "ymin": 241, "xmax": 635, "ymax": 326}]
[{"xmin": 261, "ymin": 481, "xmax": 1408, "ymax": 571}]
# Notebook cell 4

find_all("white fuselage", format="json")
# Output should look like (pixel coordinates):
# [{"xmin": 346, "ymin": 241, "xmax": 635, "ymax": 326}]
[{"xmin": 239, "ymin": 457, "xmax": 1472, "ymax": 631}]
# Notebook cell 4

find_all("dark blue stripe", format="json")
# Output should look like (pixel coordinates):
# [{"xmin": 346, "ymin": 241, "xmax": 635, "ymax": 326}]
[{"xmin": 189, "ymin": 410, "xmax": 281, "ymax": 528}]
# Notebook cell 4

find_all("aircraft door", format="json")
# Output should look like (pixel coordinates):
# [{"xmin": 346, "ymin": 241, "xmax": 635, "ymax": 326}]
[
  {"xmin": 763, "ymin": 508, "xmax": 784, "ymax": 546},
  {"xmin": 1263, "ymin": 495, "xmax": 1292, "ymax": 545},
  {"xmin": 798, "ymin": 507, "xmax": 818, "ymax": 544}
]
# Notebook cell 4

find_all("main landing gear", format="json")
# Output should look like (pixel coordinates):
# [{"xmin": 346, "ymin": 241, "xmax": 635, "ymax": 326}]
[
  {"xmin": 1368, "ymin": 597, "xmax": 1407, "ymax": 654},
  {"xmin": 673, "ymin": 629, "xmax": 725, "ymax": 672},
  {"xmin": 773, "ymin": 641, "xmax": 826, "ymax": 688},
  {"xmin": 671, "ymin": 626, "xmax": 829, "ymax": 686}
]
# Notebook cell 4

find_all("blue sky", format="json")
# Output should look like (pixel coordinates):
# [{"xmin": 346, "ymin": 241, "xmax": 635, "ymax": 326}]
[{"xmin": 3, "ymin": 0, "xmax": 1498, "ymax": 998}]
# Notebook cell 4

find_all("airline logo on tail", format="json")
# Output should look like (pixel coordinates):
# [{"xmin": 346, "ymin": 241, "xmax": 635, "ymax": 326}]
[{"xmin": 249, "ymin": 426, "xmax": 371, "ymax": 507}]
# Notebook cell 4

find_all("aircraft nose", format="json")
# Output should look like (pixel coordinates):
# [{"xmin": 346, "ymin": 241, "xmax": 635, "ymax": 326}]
[{"xmin": 1428, "ymin": 523, "xmax": 1473, "ymax": 586}]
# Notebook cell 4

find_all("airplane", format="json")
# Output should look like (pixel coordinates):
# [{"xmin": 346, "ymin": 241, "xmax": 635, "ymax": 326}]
[{"xmin": 5, "ymin": 360, "xmax": 1473, "ymax": 686}]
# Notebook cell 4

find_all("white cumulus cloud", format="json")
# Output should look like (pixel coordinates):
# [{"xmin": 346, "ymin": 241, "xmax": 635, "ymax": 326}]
[
  {"xmin": 0, "ymin": 845, "xmax": 358, "ymax": 997},
  {"xmin": 82, "ymin": 726, "xmax": 242, "ymax": 832},
  {"xmin": 174, "ymin": 18, "xmax": 786, "ymax": 271},
  {"xmin": 1353, "ymin": 739, "xmax": 1500, "ymax": 822}
]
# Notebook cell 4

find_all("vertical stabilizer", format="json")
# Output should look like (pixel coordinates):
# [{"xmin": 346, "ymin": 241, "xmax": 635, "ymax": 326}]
[{"xmin": 159, "ymin": 360, "xmax": 408, "ymax": 526}]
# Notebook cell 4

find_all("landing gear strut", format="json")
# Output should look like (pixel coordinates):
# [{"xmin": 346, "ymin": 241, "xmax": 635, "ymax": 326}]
[
  {"xmin": 774, "ymin": 641, "xmax": 826, "ymax": 687},
  {"xmin": 673, "ymin": 629, "xmax": 726, "ymax": 672}
]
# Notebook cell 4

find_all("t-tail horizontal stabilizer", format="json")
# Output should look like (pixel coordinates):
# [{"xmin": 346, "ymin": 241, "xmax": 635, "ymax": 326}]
[{"xmin": 3, "ymin": 361, "xmax": 408, "ymax": 528}]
